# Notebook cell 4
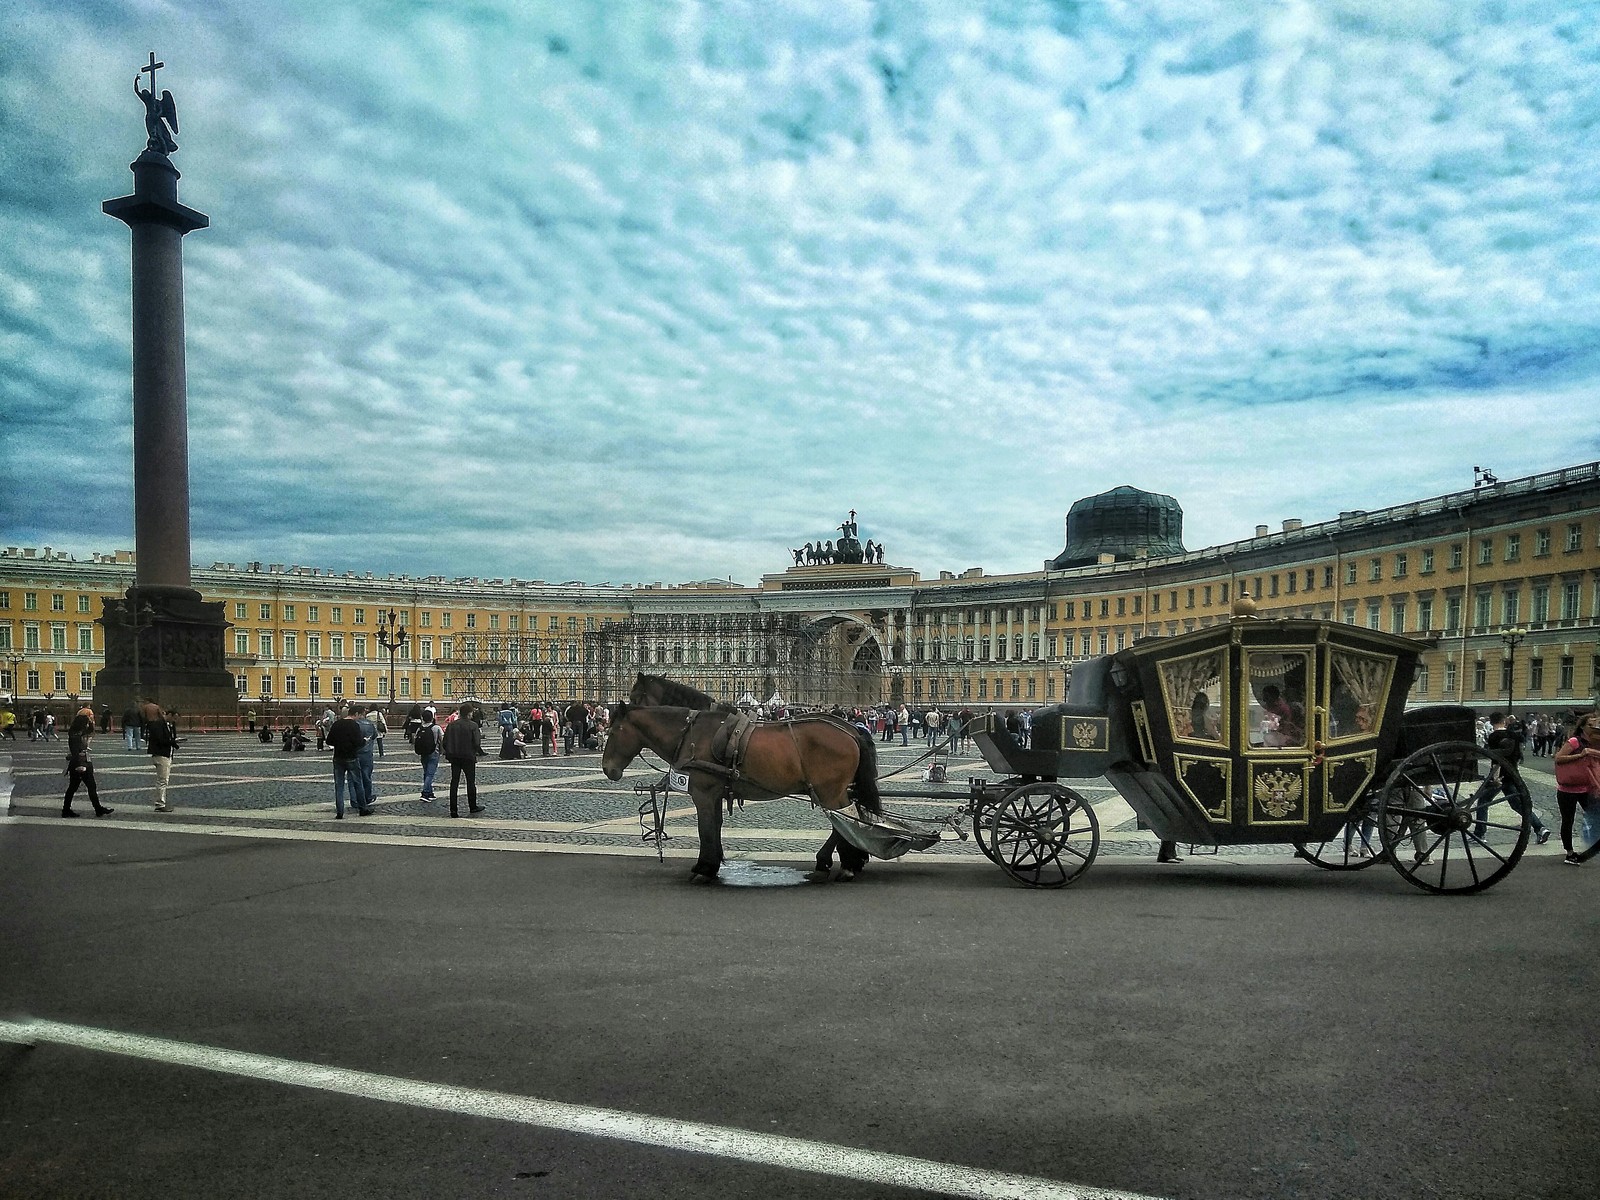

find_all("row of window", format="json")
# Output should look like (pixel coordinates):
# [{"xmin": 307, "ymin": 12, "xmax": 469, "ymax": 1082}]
[
  {"xmin": 227, "ymin": 601, "xmax": 604, "ymax": 633},
  {"xmin": 0, "ymin": 623, "xmax": 96, "ymax": 653},
  {"xmin": 233, "ymin": 632, "xmax": 586, "ymax": 664},
  {"xmin": 0, "ymin": 668, "xmax": 95, "ymax": 694}
]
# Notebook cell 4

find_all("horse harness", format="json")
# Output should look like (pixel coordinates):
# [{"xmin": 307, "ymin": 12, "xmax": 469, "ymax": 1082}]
[{"xmin": 669, "ymin": 709, "xmax": 820, "ymax": 812}]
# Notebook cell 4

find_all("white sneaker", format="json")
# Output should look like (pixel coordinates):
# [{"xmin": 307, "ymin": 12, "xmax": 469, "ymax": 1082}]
[{"xmin": 153, "ymin": 804, "xmax": 171, "ymax": 812}]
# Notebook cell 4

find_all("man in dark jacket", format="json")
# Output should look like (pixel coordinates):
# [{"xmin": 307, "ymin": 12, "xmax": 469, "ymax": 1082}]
[
  {"xmin": 326, "ymin": 707, "xmax": 372, "ymax": 819},
  {"xmin": 442, "ymin": 702, "xmax": 484, "ymax": 817}
]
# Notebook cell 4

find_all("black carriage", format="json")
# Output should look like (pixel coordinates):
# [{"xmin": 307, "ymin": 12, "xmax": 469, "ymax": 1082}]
[{"xmin": 943, "ymin": 617, "xmax": 1533, "ymax": 893}]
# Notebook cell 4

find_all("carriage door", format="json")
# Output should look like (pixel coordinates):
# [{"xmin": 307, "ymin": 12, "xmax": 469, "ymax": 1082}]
[
  {"xmin": 1318, "ymin": 644, "xmax": 1399, "ymax": 822},
  {"xmin": 1157, "ymin": 647, "xmax": 1233, "ymax": 832},
  {"xmin": 1239, "ymin": 647, "xmax": 1320, "ymax": 833}
]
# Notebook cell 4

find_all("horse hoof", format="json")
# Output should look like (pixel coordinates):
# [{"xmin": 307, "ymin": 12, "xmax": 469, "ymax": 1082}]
[
  {"xmin": 688, "ymin": 871, "xmax": 717, "ymax": 885},
  {"xmin": 834, "ymin": 868, "xmax": 855, "ymax": 883},
  {"xmin": 803, "ymin": 869, "xmax": 832, "ymax": 884}
]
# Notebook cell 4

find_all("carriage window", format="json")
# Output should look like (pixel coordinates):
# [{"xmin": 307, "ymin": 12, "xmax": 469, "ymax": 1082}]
[
  {"xmin": 1329, "ymin": 650, "xmax": 1395, "ymax": 740},
  {"xmin": 1159, "ymin": 650, "xmax": 1224, "ymax": 744},
  {"xmin": 1246, "ymin": 652, "xmax": 1310, "ymax": 750}
]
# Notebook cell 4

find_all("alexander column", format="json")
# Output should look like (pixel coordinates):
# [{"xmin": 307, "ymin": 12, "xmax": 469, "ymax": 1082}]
[{"xmin": 93, "ymin": 54, "xmax": 238, "ymax": 718}]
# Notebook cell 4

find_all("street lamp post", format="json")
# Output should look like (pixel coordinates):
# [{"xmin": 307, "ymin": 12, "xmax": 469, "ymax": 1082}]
[
  {"xmin": 1501, "ymin": 626, "xmax": 1527, "ymax": 713},
  {"xmin": 308, "ymin": 655, "xmax": 321, "ymax": 704},
  {"xmin": 5, "ymin": 651, "xmax": 24, "ymax": 712},
  {"xmin": 376, "ymin": 610, "xmax": 408, "ymax": 708}
]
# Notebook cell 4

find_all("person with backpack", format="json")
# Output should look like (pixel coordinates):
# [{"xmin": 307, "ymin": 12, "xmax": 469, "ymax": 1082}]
[
  {"xmin": 1553, "ymin": 711, "xmax": 1600, "ymax": 865},
  {"xmin": 1473, "ymin": 711, "xmax": 1551, "ymax": 845},
  {"xmin": 413, "ymin": 707, "xmax": 442, "ymax": 803},
  {"xmin": 143, "ymin": 708, "xmax": 181, "ymax": 811},
  {"xmin": 441, "ymin": 702, "xmax": 485, "ymax": 817},
  {"xmin": 370, "ymin": 707, "xmax": 388, "ymax": 757}
]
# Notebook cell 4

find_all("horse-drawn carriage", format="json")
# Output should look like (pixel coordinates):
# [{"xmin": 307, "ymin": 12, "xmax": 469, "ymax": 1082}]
[{"xmin": 606, "ymin": 615, "xmax": 1534, "ymax": 894}]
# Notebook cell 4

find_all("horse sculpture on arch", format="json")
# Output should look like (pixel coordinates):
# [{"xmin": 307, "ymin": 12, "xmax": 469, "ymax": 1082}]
[{"xmin": 603, "ymin": 674, "xmax": 882, "ymax": 882}]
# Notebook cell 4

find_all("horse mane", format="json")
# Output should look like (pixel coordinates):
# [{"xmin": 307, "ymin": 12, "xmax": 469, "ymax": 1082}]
[{"xmin": 633, "ymin": 673, "xmax": 723, "ymax": 711}]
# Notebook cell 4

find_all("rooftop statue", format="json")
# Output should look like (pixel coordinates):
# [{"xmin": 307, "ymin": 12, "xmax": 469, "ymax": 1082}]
[{"xmin": 134, "ymin": 53, "xmax": 179, "ymax": 155}]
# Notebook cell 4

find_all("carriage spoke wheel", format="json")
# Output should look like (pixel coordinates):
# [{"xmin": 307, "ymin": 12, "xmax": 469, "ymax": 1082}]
[
  {"xmin": 971, "ymin": 788, "xmax": 1008, "ymax": 866},
  {"xmin": 1295, "ymin": 794, "xmax": 1387, "ymax": 871},
  {"xmin": 1376, "ymin": 742, "xmax": 1530, "ymax": 895},
  {"xmin": 990, "ymin": 782, "xmax": 1099, "ymax": 889}
]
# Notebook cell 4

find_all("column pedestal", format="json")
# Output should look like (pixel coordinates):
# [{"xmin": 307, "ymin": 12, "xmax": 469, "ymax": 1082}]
[{"xmin": 94, "ymin": 587, "xmax": 239, "ymax": 717}]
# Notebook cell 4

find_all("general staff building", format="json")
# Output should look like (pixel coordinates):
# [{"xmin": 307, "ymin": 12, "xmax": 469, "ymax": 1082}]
[{"xmin": 3, "ymin": 462, "xmax": 1598, "ymax": 721}]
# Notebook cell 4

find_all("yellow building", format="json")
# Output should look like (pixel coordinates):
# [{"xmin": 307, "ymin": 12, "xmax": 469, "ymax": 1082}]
[{"xmin": 4, "ymin": 461, "xmax": 1598, "ymax": 719}]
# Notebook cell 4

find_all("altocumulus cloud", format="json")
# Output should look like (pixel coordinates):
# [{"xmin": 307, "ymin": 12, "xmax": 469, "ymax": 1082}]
[{"xmin": 3, "ymin": 0, "xmax": 1599, "ymax": 583}]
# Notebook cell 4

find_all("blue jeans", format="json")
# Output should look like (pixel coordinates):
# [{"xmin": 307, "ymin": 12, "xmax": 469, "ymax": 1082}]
[
  {"xmin": 420, "ymin": 752, "xmax": 440, "ymax": 798},
  {"xmin": 333, "ymin": 758, "xmax": 367, "ymax": 816},
  {"xmin": 359, "ymin": 749, "xmax": 376, "ymax": 804},
  {"xmin": 124, "ymin": 727, "xmax": 138, "ymax": 750}
]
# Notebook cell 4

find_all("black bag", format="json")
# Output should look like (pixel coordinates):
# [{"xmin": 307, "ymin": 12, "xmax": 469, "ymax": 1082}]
[{"xmin": 414, "ymin": 724, "xmax": 438, "ymax": 757}]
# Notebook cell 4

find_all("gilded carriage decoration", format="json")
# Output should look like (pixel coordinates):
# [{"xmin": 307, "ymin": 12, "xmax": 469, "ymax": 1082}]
[{"xmin": 1251, "ymin": 766, "xmax": 1305, "ymax": 822}]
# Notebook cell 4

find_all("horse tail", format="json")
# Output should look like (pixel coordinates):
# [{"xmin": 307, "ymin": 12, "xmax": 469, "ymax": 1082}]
[{"xmin": 850, "ymin": 726, "xmax": 882, "ymax": 813}]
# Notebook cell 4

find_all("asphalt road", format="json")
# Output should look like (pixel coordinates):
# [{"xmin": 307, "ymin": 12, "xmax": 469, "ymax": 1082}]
[{"xmin": 1, "ymin": 814, "xmax": 1595, "ymax": 1200}]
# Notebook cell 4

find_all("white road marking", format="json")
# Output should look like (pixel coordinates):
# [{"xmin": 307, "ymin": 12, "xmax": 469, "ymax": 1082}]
[{"xmin": 0, "ymin": 1018, "xmax": 1161, "ymax": 1200}]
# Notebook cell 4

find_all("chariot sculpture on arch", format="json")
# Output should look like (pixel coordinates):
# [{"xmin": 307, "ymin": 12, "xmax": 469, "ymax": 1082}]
[{"xmin": 134, "ymin": 52, "xmax": 180, "ymax": 155}]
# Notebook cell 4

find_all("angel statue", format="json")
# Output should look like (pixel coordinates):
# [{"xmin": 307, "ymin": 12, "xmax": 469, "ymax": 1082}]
[{"xmin": 135, "ymin": 74, "xmax": 179, "ymax": 155}]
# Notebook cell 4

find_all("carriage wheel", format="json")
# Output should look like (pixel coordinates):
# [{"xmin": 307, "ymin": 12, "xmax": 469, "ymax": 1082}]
[
  {"xmin": 970, "ymin": 785, "xmax": 1010, "ymax": 867},
  {"xmin": 989, "ymin": 782, "xmax": 1099, "ymax": 889},
  {"xmin": 1376, "ymin": 742, "xmax": 1530, "ymax": 895},
  {"xmin": 1295, "ymin": 794, "xmax": 1387, "ymax": 871}
]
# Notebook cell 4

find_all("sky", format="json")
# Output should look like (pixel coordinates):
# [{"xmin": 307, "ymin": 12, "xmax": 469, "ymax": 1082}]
[{"xmin": 3, "ymin": 1, "xmax": 1599, "ymax": 586}]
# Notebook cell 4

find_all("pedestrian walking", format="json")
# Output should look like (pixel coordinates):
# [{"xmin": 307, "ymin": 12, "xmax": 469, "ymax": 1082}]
[
  {"xmin": 413, "ymin": 707, "xmax": 442, "ymax": 802},
  {"xmin": 61, "ymin": 714, "xmax": 113, "ymax": 818},
  {"xmin": 442, "ymin": 702, "xmax": 484, "ymax": 816},
  {"xmin": 355, "ymin": 704, "xmax": 379, "ymax": 806},
  {"xmin": 326, "ymin": 707, "xmax": 372, "ymax": 819},
  {"xmin": 370, "ymin": 707, "xmax": 387, "ymax": 756},
  {"xmin": 1553, "ymin": 712, "xmax": 1600, "ymax": 864},
  {"xmin": 0, "ymin": 708, "xmax": 15, "ymax": 740},
  {"xmin": 146, "ymin": 707, "xmax": 181, "ymax": 811},
  {"xmin": 1474, "ymin": 711, "xmax": 1551, "ymax": 845}
]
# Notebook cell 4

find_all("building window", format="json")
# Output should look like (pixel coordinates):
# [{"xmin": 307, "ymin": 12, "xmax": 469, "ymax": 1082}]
[
  {"xmin": 0, "ymin": 592, "xmax": 9, "ymax": 610},
  {"xmin": 306, "ymin": 605, "xmax": 319, "ymax": 622},
  {"xmin": 355, "ymin": 676, "xmax": 367, "ymax": 696},
  {"xmin": 79, "ymin": 669, "xmax": 92, "ymax": 691},
  {"xmin": 1366, "ymin": 600, "xmax": 1381, "ymax": 630},
  {"xmin": 1421, "ymin": 548, "xmax": 1434, "ymax": 575},
  {"xmin": 77, "ymin": 625, "xmax": 93, "ymax": 652},
  {"xmin": 466, "ymin": 613, "xmax": 476, "ymax": 629},
  {"xmin": 261, "ymin": 675, "xmax": 272, "ymax": 694},
  {"xmin": 1535, "ymin": 529, "xmax": 1551, "ymax": 557},
  {"xmin": 1563, "ymin": 582, "xmax": 1581, "ymax": 621},
  {"xmin": 235, "ymin": 632, "xmax": 248, "ymax": 655},
  {"xmin": 354, "ymin": 608, "xmax": 366, "ymax": 624},
  {"xmin": 1268, "ymin": 577, "xmax": 1279, "ymax": 598},
  {"xmin": 24, "ymin": 625, "xmax": 39, "ymax": 651},
  {"xmin": 1444, "ymin": 660, "xmax": 1457, "ymax": 694},
  {"xmin": 1097, "ymin": 632, "xmax": 1109, "ymax": 655},
  {"xmin": 1446, "ymin": 596, "xmax": 1462, "ymax": 633},
  {"xmin": 1473, "ymin": 592, "xmax": 1492, "ymax": 628},
  {"xmin": 331, "ymin": 677, "xmax": 343, "ymax": 696},
  {"xmin": 1478, "ymin": 538, "xmax": 1494, "ymax": 566},
  {"xmin": 441, "ymin": 612, "xmax": 451, "ymax": 629},
  {"xmin": 1450, "ymin": 543, "xmax": 1463, "ymax": 570},
  {"xmin": 1472, "ymin": 660, "xmax": 1487, "ymax": 693},
  {"xmin": 1369, "ymin": 559, "xmax": 1382, "ymax": 582},
  {"xmin": 1417, "ymin": 598, "xmax": 1433, "ymax": 631},
  {"xmin": 1342, "ymin": 603, "xmax": 1357, "ymax": 625},
  {"xmin": 1505, "ymin": 534, "xmax": 1521, "ymax": 562},
  {"xmin": 236, "ymin": 674, "xmax": 248, "ymax": 693},
  {"xmin": 51, "ymin": 625, "xmax": 66, "ymax": 652},
  {"xmin": 284, "ymin": 675, "xmax": 298, "ymax": 696},
  {"xmin": 332, "ymin": 607, "xmax": 344, "ymax": 624},
  {"xmin": 259, "ymin": 632, "xmax": 272, "ymax": 656},
  {"xmin": 234, "ymin": 602, "xmax": 247, "ymax": 619},
  {"xmin": 1560, "ymin": 656, "xmax": 1574, "ymax": 691},
  {"xmin": 283, "ymin": 604, "xmax": 295, "ymax": 621},
  {"xmin": 1391, "ymin": 602, "xmax": 1405, "ymax": 634},
  {"xmin": 1394, "ymin": 553, "xmax": 1408, "ymax": 579},
  {"xmin": 1414, "ymin": 665, "xmax": 1429, "ymax": 695},
  {"xmin": 1529, "ymin": 658, "xmax": 1544, "ymax": 692},
  {"xmin": 1532, "ymin": 585, "xmax": 1550, "ymax": 625},
  {"xmin": 331, "ymin": 635, "xmax": 345, "ymax": 659},
  {"xmin": 354, "ymin": 635, "xmax": 368, "ymax": 660},
  {"xmin": 53, "ymin": 669, "xmax": 66, "ymax": 690},
  {"xmin": 259, "ymin": 603, "xmax": 272, "ymax": 620},
  {"xmin": 1567, "ymin": 523, "xmax": 1584, "ymax": 552},
  {"xmin": 399, "ymin": 678, "xmax": 411, "ymax": 697},
  {"xmin": 283, "ymin": 632, "xmax": 298, "ymax": 658},
  {"xmin": 418, "ymin": 611, "xmax": 431, "ymax": 627},
  {"xmin": 1345, "ymin": 563, "xmax": 1357, "ymax": 586},
  {"xmin": 308, "ymin": 634, "xmax": 322, "ymax": 657},
  {"xmin": 1502, "ymin": 590, "xmax": 1520, "ymax": 625},
  {"xmin": 77, "ymin": 595, "xmax": 90, "ymax": 613},
  {"xmin": 1322, "ymin": 565, "xmax": 1334, "ymax": 589},
  {"xmin": 1203, "ymin": 585, "xmax": 1213, "ymax": 606},
  {"xmin": 51, "ymin": 593, "xmax": 65, "ymax": 612},
  {"xmin": 421, "ymin": 677, "xmax": 432, "ymax": 697},
  {"xmin": 23, "ymin": 592, "xmax": 37, "ymax": 612}
]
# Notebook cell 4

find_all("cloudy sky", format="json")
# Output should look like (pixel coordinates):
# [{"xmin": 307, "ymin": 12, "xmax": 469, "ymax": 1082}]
[{"xmin": 4, "ymin": 1, "xmax": 1598, "ymax": 585}]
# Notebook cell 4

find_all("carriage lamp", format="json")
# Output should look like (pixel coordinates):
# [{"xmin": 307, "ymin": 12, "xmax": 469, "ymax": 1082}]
[{"xmin": 1500, "ymin": 626, "xmax": 1527, "ymax": 710}]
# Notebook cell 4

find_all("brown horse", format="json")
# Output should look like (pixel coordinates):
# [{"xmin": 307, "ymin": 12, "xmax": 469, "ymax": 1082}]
[{"xmin": 602, "ymin": 701, "xmax": 881, "ymax": 882}]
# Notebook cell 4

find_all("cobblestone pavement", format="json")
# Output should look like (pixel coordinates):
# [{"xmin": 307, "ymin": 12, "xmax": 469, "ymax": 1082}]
[{"xmin": 3, "ymin": 732, "xmax": 1572, "ymax": 867}]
